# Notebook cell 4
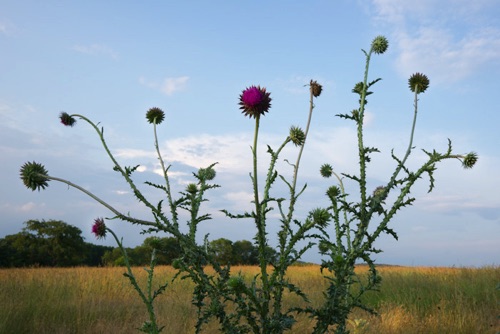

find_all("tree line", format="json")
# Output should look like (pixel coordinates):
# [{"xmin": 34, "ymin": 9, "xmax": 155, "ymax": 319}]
[{"xmin": 0, "ymin": 220, "xmax": 274, "ymax": 267}]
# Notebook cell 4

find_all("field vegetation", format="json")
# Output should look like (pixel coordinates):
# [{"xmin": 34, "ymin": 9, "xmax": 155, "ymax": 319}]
[{"xmin": 1, "ymin": 265, "xmax": 498, "ymax": 334}]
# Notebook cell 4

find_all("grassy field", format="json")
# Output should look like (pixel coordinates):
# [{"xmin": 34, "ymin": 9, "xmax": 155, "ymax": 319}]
[{"xmin": 0, "ymin": 265, "xmax": 498, "ymax": 333}]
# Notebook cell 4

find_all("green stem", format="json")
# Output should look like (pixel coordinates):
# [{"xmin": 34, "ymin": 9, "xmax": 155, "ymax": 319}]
[
  {"xmin": 153, "ymin": 120, "xmax": 178, "ymax": 227},
  {"xmin": 42, "ymin": 174, "xmax": 156, "ymax": 227},
  {"xmin": 108, "ymin": 228, "xmax": 159, "ymax": 334},
  {"xmin": 251, "ymin": 115, "xmax": 270, "ymax": 327}
]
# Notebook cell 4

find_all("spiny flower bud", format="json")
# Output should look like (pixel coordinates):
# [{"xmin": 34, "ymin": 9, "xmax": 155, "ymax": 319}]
[
  {"xmin": 59, "ymin": 112, "xmax": 76, "ymax": 127},
  {"xmin": 186, "ymin": 183, "xmax": 198, "ymax": 194},
  {"xmin": 320, "ymin": 164, "xmax": 333, "ymax": 178},
  {"xmin": 371, "ymin": 35, "xmax": 389, "ymax": 54},
  {"xmin": 289, "ymin": 126, "xmax": 306, "ymax": 146},
  {"xmin": 310, "ymin": 80, "xmax": 323, "ymax": 97},
  {"xmin": 372, "ymin": 186, "xmax": 387, "ymax": 200},
  {"xmin": 352, "ymin": 82, "xmax": 364, "ymax": 96},
  {"xmin": 408, "ymin": 73, "xmax": 430, "ymax": 94},
  {"xmin": 20, "ymin": 161, "xmax": 49, "ymax": 191},
  {"xmin": 198, "ymin": 166, "xmax": 216, "ymax": 181},
  {"xmin": 146, "ymin": 107, "xmax": 165, "ymax": 124},
  {"xmin": 462, "ymin": 152, "xmax": 478, "ymax": 169},
  {"xmin": 326, "ymin": 185, "xmax": 341, "ymax": 200},
  {"xmin": 309, "ymin": 208, "xmax": 331, "ymax": 228},
  {"xmin": 239, "ymin": 85, "xmax": 272, "ymax": 119},
  {"xmin": 91, "ymin": 218, "xmax": 107, "ymax": 239}
]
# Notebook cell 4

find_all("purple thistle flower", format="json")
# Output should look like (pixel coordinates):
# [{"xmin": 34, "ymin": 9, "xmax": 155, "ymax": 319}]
[
  {"xmin": 59, "ymin": 112, "xmax": 76, "ymax": 127},
  {"xmin": 92, "ymin": 218, "xmax": 107, "ymax": 239},
  {"xmin": 239, "ymin": 85, "xmax": 271, "ymax": 119}
]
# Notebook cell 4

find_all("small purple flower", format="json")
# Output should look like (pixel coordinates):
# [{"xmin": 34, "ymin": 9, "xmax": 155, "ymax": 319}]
[
  {"xmin": 92, "ymin": 218, "xmax": 107, "ymax": 239},
  {"xmin": 59, "ymin": 112, "xmax": 76, "ymax": 127},
  {"xmin": 239, "ymin": 85, "xmax": 271, "ymax": 119}
]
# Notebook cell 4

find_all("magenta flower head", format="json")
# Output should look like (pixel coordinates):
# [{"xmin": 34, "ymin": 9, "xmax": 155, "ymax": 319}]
[
  {"xmin": 59, "ymin": 112, "xmax": 76, "ymax": 127},
  {"xmin": 92, "ymin": 218, "xmax": 107, "ymax": 239},
  {"xmin": 239, "ymin": 85, "xmax": 271, "ymax": 119}
]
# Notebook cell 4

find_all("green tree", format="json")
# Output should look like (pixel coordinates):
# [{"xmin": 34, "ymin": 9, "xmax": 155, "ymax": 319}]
[
  {"xmin": 6, "ymin": 220, "xmax": 87, "ymax": 266},
  {"xmin": 232, "ymin": 240, "xmax": 258, "ymax": 265},
  {"xmin": 210, "ymin": 238, "xmax": 234, "ymax": 264}
]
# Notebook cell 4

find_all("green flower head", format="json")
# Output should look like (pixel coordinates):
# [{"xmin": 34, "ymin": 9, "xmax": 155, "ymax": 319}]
[
  {"xmin": 146, "ymin": 107, "xmax": 165, "ymax": 124},
  {"xmin": 309, "ymin": 208, "xmax": 331, "ymax": 228},
  {"xmin": 462, "ymin": 152, "xmax": 478, "ymax": 169},
  {"xmin": 408, "ymin": 73, "xmax": 430, "ymax": 94},
  {"xmin": 320, "ymin": 164, "xmax": 333, "ymax": 178},
  {"xmin": 289, "ymin": 126, "xmax": 306, "ymax": 146},
  {"xmin": 20, "ymin": 161, "xmax": 49, "ymax": 191},
  {"xmin": 198, "ymin": 166, "xmax": 216, "ymax": 181},
  {"xmin": 371, "ymin": 35, "xmax": 389, "ymax": 54},
  {"xmin": 326, "ymin": 185, "xmax": 341, "ymax": 200}
]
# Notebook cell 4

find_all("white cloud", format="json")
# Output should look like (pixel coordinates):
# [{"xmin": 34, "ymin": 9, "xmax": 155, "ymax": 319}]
[
  {"xmin": 73, "ymin": 44, "xmax": 118, "ymax": 59},
  {"xmin": 139, "ymin": 76, "xmax": 190, "ymax": 96},
  {"xmin": 370, "ymin": 0, "xmax": 500, "ymax": 83}
]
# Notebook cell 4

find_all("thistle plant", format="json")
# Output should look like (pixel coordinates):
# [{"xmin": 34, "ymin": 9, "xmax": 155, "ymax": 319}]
[
  {"xmin": 18, "ymin": 35, "xmax": 477, "ymax": 334},
  {"xmin": 305, "ymin": 36, "xmax": 477, "ymax": 334}
]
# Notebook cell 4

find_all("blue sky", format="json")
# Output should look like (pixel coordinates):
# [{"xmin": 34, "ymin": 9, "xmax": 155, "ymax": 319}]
[{"xmin": 1, "ymin": 0, "xmax": 499, "ymax": 266}]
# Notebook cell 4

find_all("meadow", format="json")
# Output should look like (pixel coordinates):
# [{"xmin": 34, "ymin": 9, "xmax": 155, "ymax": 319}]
[{"xmin": 0, "ymin": 265, "xmax": 498, "ymax": 334}]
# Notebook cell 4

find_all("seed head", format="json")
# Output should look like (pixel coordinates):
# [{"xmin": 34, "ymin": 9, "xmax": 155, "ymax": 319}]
[
  {"xmin": 146, "ymin": 107, "xmax": 165, "ymax": 124},
  {"xmin": 20, "ymin": 161, "xmax": 50, "ymax": 191},
  {"xmin": 310, "ymin": 80, "xmax": 323, "ymax": 97},
  {"xmin": 408, "ymin": 73, "xmax": 430, "ymax": 94},
  {"xmin": 239, "ymin": 85, "xmax": 272, "ymax": 119}
]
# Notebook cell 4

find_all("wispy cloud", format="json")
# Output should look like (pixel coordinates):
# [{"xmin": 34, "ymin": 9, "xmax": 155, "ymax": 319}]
[
  {"xmin": 73, "ymin": 43, "xmax": 118, "ymax": 60},
  {"xmin": 369, "ymin": 0, "xmax": 500, "ymax": 83},
  {"xmin": 139, "ymin": 76, "xmax": 189, "ymax": 96}
]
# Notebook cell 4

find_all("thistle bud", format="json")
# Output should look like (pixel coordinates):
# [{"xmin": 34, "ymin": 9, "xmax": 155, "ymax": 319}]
[
  {"xmin": 146, "ymin": 107, "xmax": 165, "ymax": 124},
  {"xmin": 320, "ymin": 164, "xmax": 333, "ymax": 178},
  {"xmin": 408, "ymin": 73, "xmax": 430, "ymax": 94},
  {"xmin": 371, "ymin": 35, "xmax": 389, "ymax": 54},
  {"xmin": 462, "ymin": 152, "xmax": 478, "ymax": 169},
  {"xmin": 289, "ymin": 126, "xmax": 306, "ymax": 146},
  {"xmin": 20, "ymin": 161, "xmax": 50, "ymax": 191}
]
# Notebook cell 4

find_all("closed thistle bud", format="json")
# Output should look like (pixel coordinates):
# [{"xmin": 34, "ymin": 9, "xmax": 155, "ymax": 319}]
[
  {"xmin": 20, "ymin": 161, "xmax": 50, "ymax": 191},
  {"xmin": 186, "ymin": 183, "xmax": 198, "ymax": 194},
  {"xmin": 326, "ymin": 185, "xmax": 341, "ymax": 200},
  {"xmin": 289, "ymin": 126, "xmax": 306, "ymax": 146},
  {"xmin": 310, "ymin": 80, "xmax": 323, "ymax": 97},
  {"xmin": 371, "ymin": 35, "xmax": 389, "ymax": 54},
  {"xmin": 320, "ymin": 164, "xmax": 333, "ymax": 178},
  {"xmin": 198, "ymin": 166, "xmax": 216, "ymax": 181},
  {"xmin": 408, "ymin": 73, "xmax": 430, "ymax": 94},
  {"xmin": 310, "ymin": 208, "xmax": 331, "ymax": 228},
  {"xmin": 146, "ymin": 107, "xmax": 165, "ymax": 124},
  {"xmin": 462, "ymin": 152, "xmax": 478, "ymax": 169}
]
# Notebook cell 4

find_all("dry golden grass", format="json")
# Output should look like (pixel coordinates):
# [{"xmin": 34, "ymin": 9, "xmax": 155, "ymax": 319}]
[{"xmin": 0, "ymin": 265, "xmax": 498, "ymax": 333}]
